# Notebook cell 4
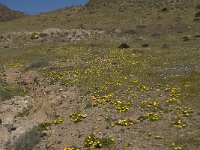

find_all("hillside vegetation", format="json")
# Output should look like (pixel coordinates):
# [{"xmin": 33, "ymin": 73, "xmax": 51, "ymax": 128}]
[
  {"xmin": 0, "ymin": 0, "xmax": 200, "ymax": 150},
  {"xmin": 0, "ymin": 4, "xmax": 27, "ymax": 22},
  {"xmin": 0, "ymin": 0, "xmax": 200, "ymax": 32}
]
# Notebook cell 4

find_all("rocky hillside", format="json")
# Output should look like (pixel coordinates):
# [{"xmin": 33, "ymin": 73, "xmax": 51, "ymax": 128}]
[
  {"xmin": 87, "ymin": 0, "xmax": 197, "ymax": 9},
  {"xmin": 0, "ymin": 4, "xmax": 27, "ymax": 22},
  {"xmin": 0, "ymin": 0, "xmax": 199, "ymax": 32}
]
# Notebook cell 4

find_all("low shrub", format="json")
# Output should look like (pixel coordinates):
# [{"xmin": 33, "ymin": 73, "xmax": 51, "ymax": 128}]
[
  {"xmin": 30, "ymin": 33, "xmax": 39, "ymax": 39},
  {"xmin": 161, "ymin": 43, "xmax": 170, "ymax": 49},
  {"xmin": 0, "ymin": 85, "xmax": 28, "ymax": 101},
  {"xmin": 25, "ymin": 61, "xmax": 49, "ymax": 70},
  {"xmin": 161, "ymin": 7, "xmax": 168, "ymax": 12},
  {"xmin": 142, "ymin": 43, "xmax": 149, "ymax": 47},
  {"xmin": 182, "ymin": 36, "xmax": 190, "ymax": 42},
  {"xmin": 118, "ymin": 43, "xmax": 130, "ymax": 49},
  {"xmin": 12, "ymin": 125, "xmax": 45, "ymax": 150},
  {"xmin": 196, "ymin": 4, "xmax": 200, "ymax": 9},
  {"xmin": 195, "ymin": 11, "xmax": 200, "ymax": 17}
]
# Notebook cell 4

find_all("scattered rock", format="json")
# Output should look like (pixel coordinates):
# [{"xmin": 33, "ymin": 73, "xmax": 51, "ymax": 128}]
[
  {"xmin": 154, "ymin": 136, "xmax": 162, "ymax": 139},
  {"xmin": 82, "ymin": 114, "xmax": 88, "ymax": 118},
  {"xmin": 43, "ymin": 28, "xmax": 62, "ymax": 35}
]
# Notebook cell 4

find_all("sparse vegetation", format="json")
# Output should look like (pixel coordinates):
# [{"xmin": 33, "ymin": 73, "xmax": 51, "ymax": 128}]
[
  {"xmin": 63, "ymin": 146, "xmax": 80, "ymax": 150},
  {"xmin": 182, "ymin": 36, "xmax": 190, "ymax": 41},
  {"xmin": 53, "ymin": 117, "xmax": 63, "ymax": 125},
  {"xmin": 0, "ymin": 0, "xmax": 200, "ymax": 150},
  {"xmin": 0, "ymin": 4, "xmax": 27, "ymax": 22},
  {"xmin": 0, "ymin": 84, "xmax": 28, "ymax": 100},
  {"xmin": 195, "ymin": 11, "xmax": 200, "ymax": 17},
  {"xmin": 15, "ymin": 107, "xmax": 32, "ymax": 118},
  {"xmin": 69, "ymin": 112, "xmax": 85, "ymax": 123},
  {"xmin": 161, "ymin": 43, "xmax": 169, "ymax": 49},
  {"xmin": 105, "ymin": 115, "xmax": 114, "ymax": 124},
  {"xmin": 0, "ymin": 0, "xmax": 199, "ymax": 32},
  {"xmin": 30, "ymin": 32, "xmax": 40, "ymax": 39},
  {"xmin": 161, "ymin": 7, "xmax": 168, "ymax": 12},
  {"xmin": 142, "ymin": 43, "xmax": 149, "ymax": 47},
  {"xmin": 118, "ymin": 43, "xmax": 130, "ymax": 49},
  {"xmin": 84, "ymin": 133, "xmax": 114, "ymax": 149},
  {"xmin": 25, "ymin": 61, "xmax": 49, "ymax": 70},
  {"xmin": 196, "ymin": 4, "xmax": 200, "ymax": 9},
  {"xmin": 12, "ymin": 125, "xmax": 45, "ymax": 150}
]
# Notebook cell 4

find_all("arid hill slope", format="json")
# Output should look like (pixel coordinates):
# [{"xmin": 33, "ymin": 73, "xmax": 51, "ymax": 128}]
[
  {"xmin": 0, "ymin": 4, "xmax": 27, "ymax": 22},
  {"xmin": 0, "ymin": 0, "xmax": 199, "ymax": 32}
]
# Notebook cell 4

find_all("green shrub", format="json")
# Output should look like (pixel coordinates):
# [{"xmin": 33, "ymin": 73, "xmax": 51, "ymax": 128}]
[
  {"xmin": 15, "ymin": 106, "xmax": 32, "ymax": 118},
  {"xmin": 0, "ymin": 85, "xmax": 28, "ymax": 101},
  {"xmin": 161, "ymin": 7, "xmax": 168, "ymax": 12},
  {"xmin": 0, "ymin": 77, "xmax": 6, "ymax": 84},
  {"xmin": 118, "ymin": 43, "xmax": 130, "ymax": 49},
  {"xmin": 84, "ymin": 134, "xmax": 114, "ymax": 149},
  {"xmin": 0, "ymin": 34, "xmax": 4, "ymax": 39},
  {"xmin": 182, "ymin": 36, "xmax": 190, "ymax": 42},
  {"xmin": 142, "ymin": 43, "xmax": 149, "ymax": 47},
  {"xmin": 195, "ymin": 11, "xmax": 200, "ymax": 17},
  {"xmin": 161, "ymin": 43, "xmax": 169, "ymax": 49},
  {"xmin": 25, "ymin": 61, "xmax": 49, "ymax": 70},
  {"xmin": 196, "ymin": 4, "xmax": 200, "ymax": 9},
  {"xmin": 30, "ymin": 33, "xmax": 39, "ymax": 39},
  {"xmin": 193, "ymin": 17, "xmax": 200, "ymax": 22},
  {"xmin": 13, "ymin": 125, "xmax": 45, "ymax": 150}
]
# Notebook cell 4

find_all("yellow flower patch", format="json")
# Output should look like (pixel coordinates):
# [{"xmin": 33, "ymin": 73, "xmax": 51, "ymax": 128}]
[
  {"xmin": 116, "ymin": 119, "xmax": 134, "ymax": 126},
  {"xmin": 53, "ymin": 117, "xmax": 63, "ymax": 125}
]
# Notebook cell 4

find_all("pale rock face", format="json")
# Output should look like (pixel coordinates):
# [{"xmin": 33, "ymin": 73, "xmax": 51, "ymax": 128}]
[{"xmin": 43, "ymin": 28, "xmax": 62, "ymax": 34}]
